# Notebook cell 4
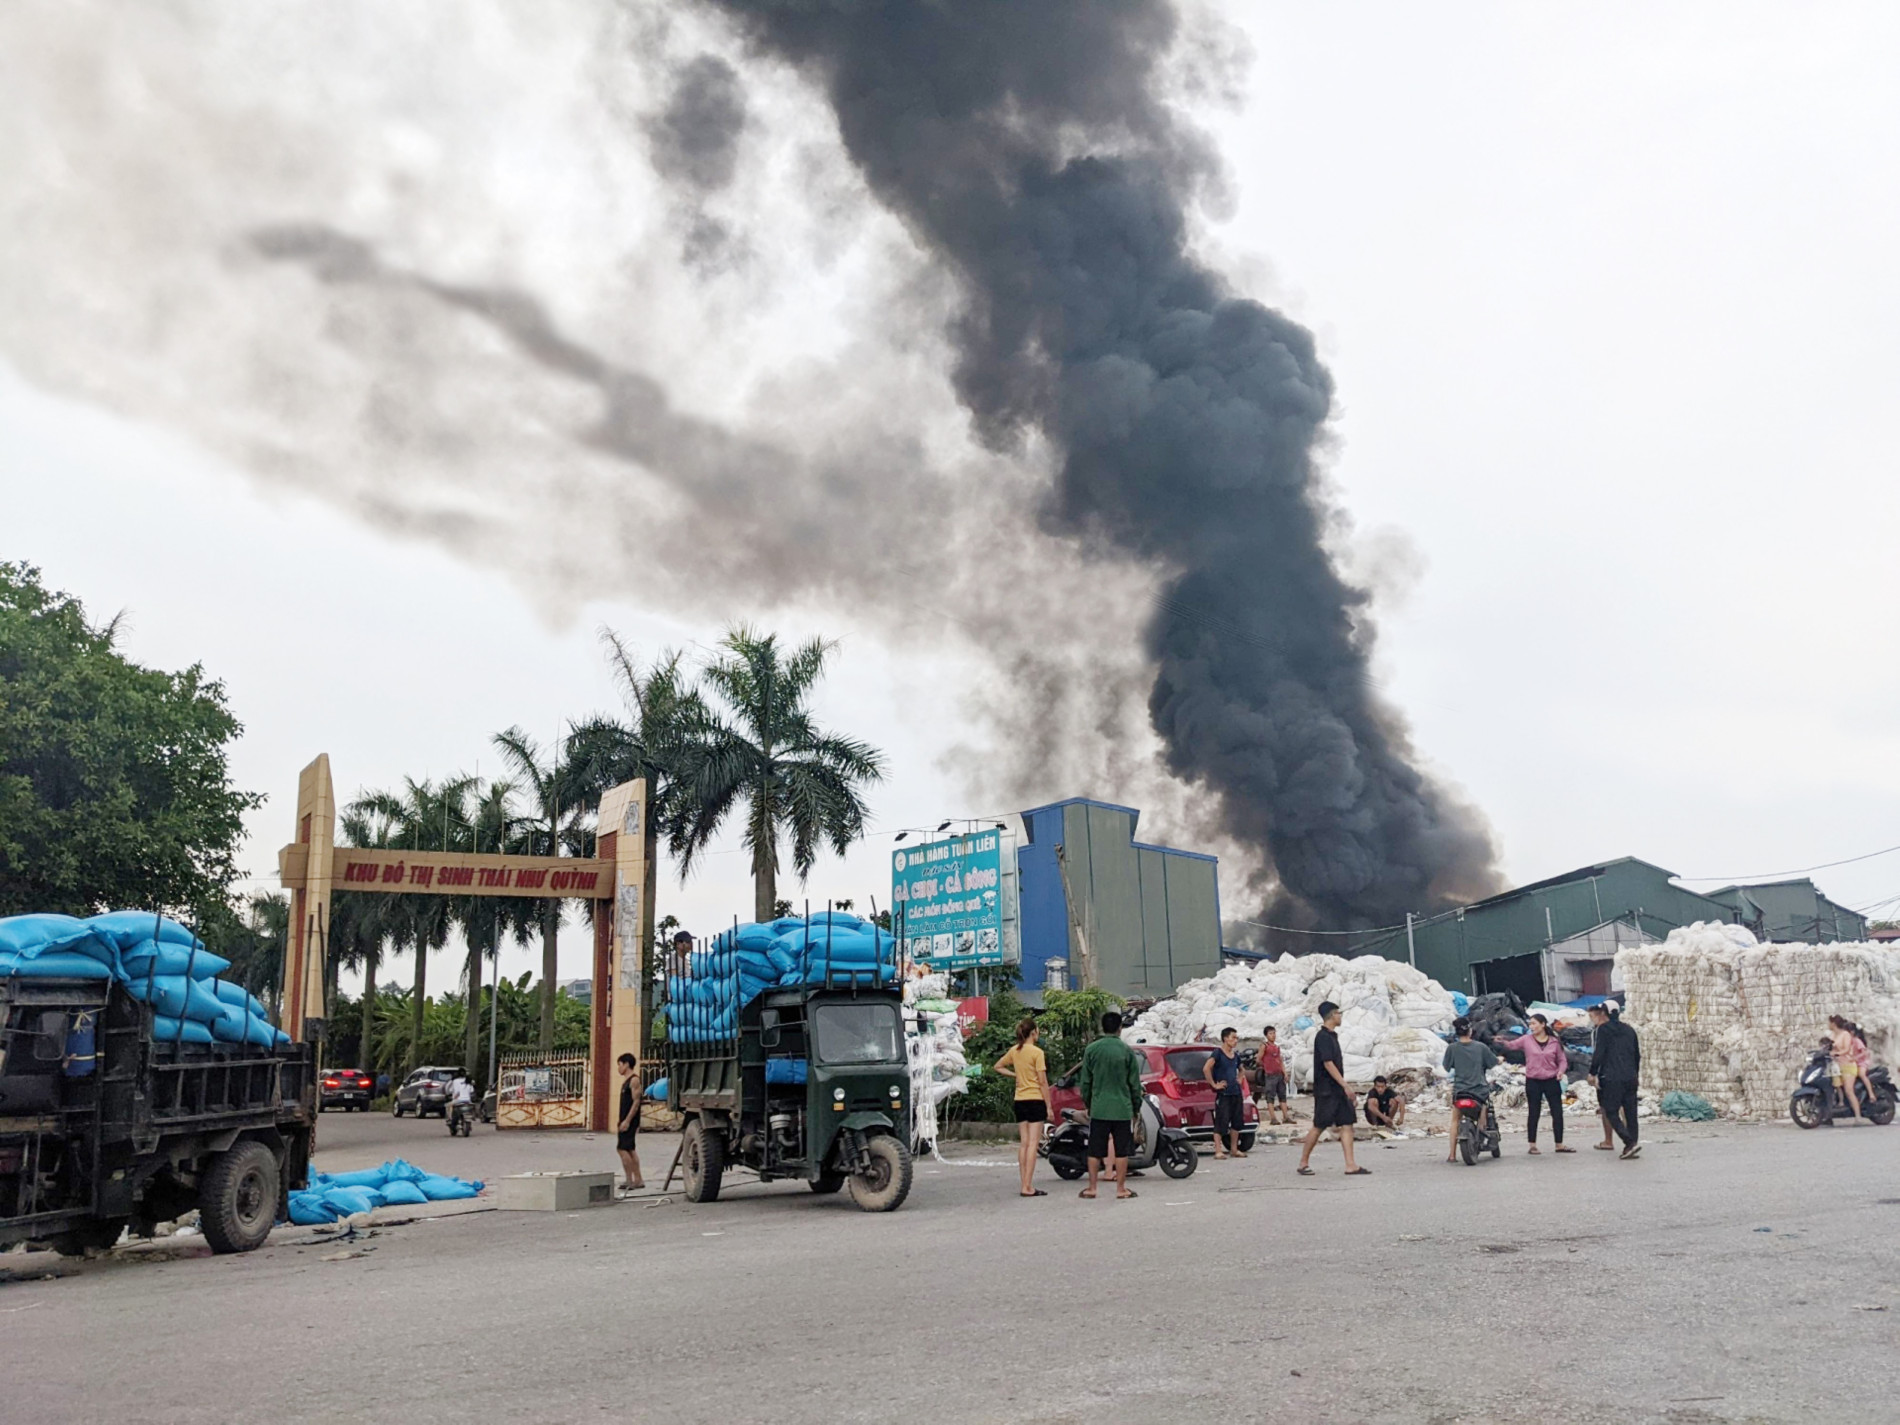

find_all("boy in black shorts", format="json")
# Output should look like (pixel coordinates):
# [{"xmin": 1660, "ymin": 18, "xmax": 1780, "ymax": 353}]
[
  {"xmin": 615, "ymin": 1052, "xmax": 644, "ymax": 1193},
  {"xmin": 1363, "ymin": 1076, "xmax": 1406, "ymax": 1129}
]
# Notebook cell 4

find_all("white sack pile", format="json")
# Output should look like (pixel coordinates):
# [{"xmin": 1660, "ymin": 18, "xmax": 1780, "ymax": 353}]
[
  {"xmin": 1124, "ymin": 954, "xmax": 1460, "ymax": 1090},
  {"xmin": 904, "ymin": 973, "xmax": 969, "ymax": 1153},
  {"xmin": 1619, "ymin": 923, "xmax": 1900, "ymax": 1118}
]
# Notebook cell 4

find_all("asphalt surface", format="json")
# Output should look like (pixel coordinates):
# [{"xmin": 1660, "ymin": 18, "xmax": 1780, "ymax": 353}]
[{"xmin": 3, "ymin": 1107, "xmax": 1897, "ymax": 1424}]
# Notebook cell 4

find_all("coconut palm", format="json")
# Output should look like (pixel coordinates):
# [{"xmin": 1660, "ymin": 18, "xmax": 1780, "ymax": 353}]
[
  {"xmin": 456, "ymin": 779, "xmax": 538, "ymax": 1083},
  {"xmin": 670, "ymin": 626, "xmax": 885, "ymax": 922},
  {"xmin": 333, "ymin": 805, "xmax": 408, "ymax": 1075},
  {"xmin": 348, "ymin": 775, "xmax": 477, "ymax": 1075},
  {"xmin": 490, "ymin": 729, "xmax": 588, "ymax": 1058}
]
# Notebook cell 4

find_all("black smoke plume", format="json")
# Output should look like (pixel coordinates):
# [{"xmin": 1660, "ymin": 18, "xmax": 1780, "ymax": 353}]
[{"xmin": 708, "ymin": 0, "xmax": 1498, "ymax": 926}]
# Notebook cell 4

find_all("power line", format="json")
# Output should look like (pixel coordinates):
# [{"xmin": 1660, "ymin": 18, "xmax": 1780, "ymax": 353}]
[{"xmin": 1675, "ymin": 842, "xmax": 1900, "ymax": 884}]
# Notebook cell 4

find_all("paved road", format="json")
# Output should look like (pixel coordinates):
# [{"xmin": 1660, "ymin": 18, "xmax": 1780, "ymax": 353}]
[{"xmin": 2, "ymin": 1111, "xmax": 1896, "ymax": 1423}]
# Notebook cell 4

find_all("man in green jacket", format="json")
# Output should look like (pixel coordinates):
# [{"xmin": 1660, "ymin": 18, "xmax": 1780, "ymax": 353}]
[{"xmin": 1076, "ymin": 1010, "xmax": 1144, "ymax": 1200}]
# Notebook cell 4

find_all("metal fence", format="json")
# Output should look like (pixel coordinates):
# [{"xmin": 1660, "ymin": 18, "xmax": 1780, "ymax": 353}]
[{"xmin": 493, "ymin": 1053, "xmax": 589, "ymax": 1130}]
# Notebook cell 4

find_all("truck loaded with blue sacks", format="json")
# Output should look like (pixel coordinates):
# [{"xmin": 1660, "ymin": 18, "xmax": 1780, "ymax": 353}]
[
  {"xmin": 667, "ymin": 911, "xmax": 913, "ymax": 1211},
  {"xmin": 0, "ymin": 912, "xmax": 315, "ymax": 1255}
]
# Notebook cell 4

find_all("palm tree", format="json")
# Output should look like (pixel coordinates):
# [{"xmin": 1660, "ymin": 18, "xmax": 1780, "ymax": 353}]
[
  {"xmin": 349, "ymin": 776, "xmax": 476, "ymax": 1074},
  {"xmin": 491, "ymin": 730, "xmax": 587, "ymax": 1059},
  {"xmin": 333, "ymin": 805, "xmax": 407, "ymax": 1076},
  {"xmin": 456, "ymin": 779, "xmax": 538, "ymax": 1083},
  {"xmin": 221, "ymin": 892, "xmax": 288, "ymax": 1017},
  {"xmin": 671, "ymin": 626, "xmax": 885, "ymax": 922}
]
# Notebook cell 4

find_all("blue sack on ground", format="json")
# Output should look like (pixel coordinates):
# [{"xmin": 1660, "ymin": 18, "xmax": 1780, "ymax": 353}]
[
  {"xmin": 378, "ymin": 1179, "xmax": 429, "ymax": 1206},
  {"xmin": 0, "ymin": 950, "xmax": 115, "ymax": 979},
  {"xmin": 415, "ymin": 1174, "xmax": 481, "ymax": 1201},
  {"xmin": 0, "ymin": 914, "xmax": 95, "ymax": 955},
  {"xmin": 286, "ymin": 1191, "xmax": 338, "ymax": 1225},
  {"xmin": 321, "ymin": 1166, "xmax": 393, "ymax": 1189},
  {"xmin": 323, "ymin": 1186, "xmax": 383, "ymax": 1215},
  {"xmin": 379, "ymin": 1159, "xmax": 429, "ymax": 1183},
  {"xmin": 86, "ymin": 911, "xmax": 204, "ymax": 951}
]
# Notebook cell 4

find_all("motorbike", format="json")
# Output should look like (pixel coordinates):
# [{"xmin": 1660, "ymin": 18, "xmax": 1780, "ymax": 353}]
[
  {"xmin": 447, "ymin": 1098, "xmax": 475, "ymax": 1137},
  {"xmin": 1789, "ymin": 1050, "xmax": 1896, "ymax": 1128},
  {"xmin": 1042, "ymin": 1093, "xmax": 1198, "ymax": 1180},
  {"xmin": 1455, "ymin": 1094, "xmax": 1500, "ymax": 1165}
]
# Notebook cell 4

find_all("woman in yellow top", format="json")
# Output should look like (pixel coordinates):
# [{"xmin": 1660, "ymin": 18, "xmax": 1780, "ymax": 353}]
[{"xmin": 995, "ymin": 1017, "xmax": 1054, "ymax": 1198}]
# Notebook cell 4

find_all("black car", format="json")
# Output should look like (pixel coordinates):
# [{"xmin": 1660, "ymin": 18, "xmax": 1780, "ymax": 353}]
[
  {"xmin": 392, "ymin": 1066, "xmax": 463, "ymax": 1118},
  {"xmin": 320, "ymin": 1066, "xmax": 375, "ymax": 1112}
]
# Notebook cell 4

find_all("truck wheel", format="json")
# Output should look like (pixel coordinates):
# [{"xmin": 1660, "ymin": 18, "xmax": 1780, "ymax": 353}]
[
  {"xmin": 809, "ymin": 1171, "xmax": 845, "ymax": 1194},
  {"xmin": 199, "ymin": 1141, "xmax": 280, "ymax": 1254},
  {"xmin": 682, "ymin": 1119, "xmax": 725, "ymax": 1203},
  {"xmin": 848, "ymin": 1134, "xmax": 913, "ymax": 1213},
  {"xmin": 51, "ymin": 1217, "xmax": 128, "ymax": 1256}
]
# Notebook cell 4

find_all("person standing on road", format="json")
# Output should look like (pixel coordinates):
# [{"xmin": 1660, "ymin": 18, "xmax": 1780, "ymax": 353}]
[
  {"xmin": 1297, "ymin": 1002, "xmax": 1368, "ymax": 1177},
  {"xmin": 1497, "ymin": 1013, "xmax": 1573, "ymax": 1155},
  {"xmin": 1253, "ymin": 1026, "xmax": 1292, "ymax": 1126},
  {"xmin": 1204, "ymin": 1027, "xmax": 1249, "ymax": 1159},
  {"xmin": 615, "ymin": 1052, "xmax": 645, "ymax": 1193},
  {"xmin": 1442, "ymin": 1018, "xmax": 1499, "ymax": 1163},
  {"xmin": 1076, "ymin": 1010, "xmax": 1144, "ymax": 1201},
  {"xmin": 1589, "ymin": 1002, "xmax": 1643, "ymax": 1160},
  {"xmin": 994, "ymin": 1017, "xmax": 1054, "ymax": 1197}
]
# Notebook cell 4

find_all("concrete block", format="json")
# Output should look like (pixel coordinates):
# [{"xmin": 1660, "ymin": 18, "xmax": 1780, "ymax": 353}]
[{"xmin": 492, "ymin": 1171, "xmax": 616, "ymax": 1212}]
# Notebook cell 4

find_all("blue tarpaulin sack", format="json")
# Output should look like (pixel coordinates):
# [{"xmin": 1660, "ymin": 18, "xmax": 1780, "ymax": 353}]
[
  {"xmin": 415, "ymin": 1174, "xmax": 481, "ymax": 1201},
  {"xmin": 379, "ymin": 1179, "xmax": 428, "ymax": 1206},
  {"xmin": 645, "ymin": 1076, "xmax": 668, "ymax": 1100},
  {"xmin": 129, "ymin": 974, "xmax": 228, "ymax": 1023},
  {"xmin": 86, "ymin": 911, "xmax": 203, "ymax": 951},
  {"xmin": 152, "ymin": 1016, "xmax": 215, "ymax": 1044},
  {"xmin": 0, "ymin": 951, "xmax": 115, "ymax": 979},
  {"xmin": 120, "ymin": 937, "xmax": 232, "ymax": 980},
  {"xmin": 765, "ymin": 1059, "xmax": 808, "ymax": 1085},
  {"xmin": 287, "ymin": 1192, "xmax": 338, "ymax": 1225},
  {"xmin": 0, "ymin": 914, "xmax": 95, "ymax": 955}
]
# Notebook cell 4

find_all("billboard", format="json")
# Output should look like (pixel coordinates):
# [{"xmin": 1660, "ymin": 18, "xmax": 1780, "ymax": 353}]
[{"xmin": 893, "ymin": 831, "xmax": 1006, "ymax": 969}]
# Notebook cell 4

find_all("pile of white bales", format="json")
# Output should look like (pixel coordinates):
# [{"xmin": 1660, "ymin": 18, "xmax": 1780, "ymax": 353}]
[
  {"xmin": 1124, "ymin": 953, "xmax": 1460, "ymax": 1089},
  {"xmin": 1619, "ymin": 922, "xmax": 1900, "ymax": 1118}
]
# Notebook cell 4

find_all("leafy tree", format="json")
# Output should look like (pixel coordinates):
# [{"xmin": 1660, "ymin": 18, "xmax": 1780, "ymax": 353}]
[
  {"xmin": 210, "ymin": 892, "xmax": 288, "ymax": 1017},
  {"xmin": 669, "ymin": 626, "xmax": 884, "ymax": 922},
  {"xmin": 0, "ymin": 562, "xmax": 260, "ymax": 917}
]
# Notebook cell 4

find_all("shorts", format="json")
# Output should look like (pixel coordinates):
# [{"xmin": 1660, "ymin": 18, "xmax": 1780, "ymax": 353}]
[
  {"xmin": 616, "ymin": 1119, "xmax": 640, "ymax": 1152},
  {"xmin": 1311, "ymin": 1094, "xmax": 1357, "ymax": 1131},
  {"xmin": 1014, "ymin": 1099, "xmax": 1049, "ymax": 1123},
  {"xmin": 1086, "ymin": 1117, "xmax": 1134, "ymax": 1160},
  {"xmin": 1213, "ymin": 1094, "xmax": 1245, "ymax": 1134},
  {"xmin": 1254, "ymin": 1072, "xmax": 1287, "ymax": 1104}
]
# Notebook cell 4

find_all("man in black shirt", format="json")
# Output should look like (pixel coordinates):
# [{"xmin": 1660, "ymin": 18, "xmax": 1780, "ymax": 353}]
[
  {"xmin": 615, "ymin": 1051, "xmax": 645, "ymax": 1193},
  {"xmin": 1363, "ymin": 1075, "xmax": 1405, "ymax": 1130},
  {"xmin": 1297, "ymin": 1002, "xmax": 1368, "ymax": 1177},
  {"xmin": 1589, "ymin": 1002, "xmax": 1643, "ymax": 1160}
]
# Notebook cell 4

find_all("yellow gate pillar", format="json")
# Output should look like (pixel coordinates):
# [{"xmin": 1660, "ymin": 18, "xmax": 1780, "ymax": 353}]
[
  {"xmin": 591, "ymin": 779, "xmax": 653, "ymax": 1132},
  {"xmin": 278, "ymin": 755, "xmax": 336, "ymax": 1044}
]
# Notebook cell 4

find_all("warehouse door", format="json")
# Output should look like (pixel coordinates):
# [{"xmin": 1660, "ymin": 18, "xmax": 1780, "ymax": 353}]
[{"xmin": 1474, "ymin": 953, "xmax": 1545, "ymax": 1005}]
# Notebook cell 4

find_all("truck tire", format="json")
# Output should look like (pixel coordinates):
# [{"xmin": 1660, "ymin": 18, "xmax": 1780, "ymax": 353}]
[
  {"xmin": 682, "ymin": 1119, "xmax": 725, "ymax": 1203},
  {"xmin": 848, "ymin": 1134, "xmax": 912, "ymax": 1213},
  {"xmin": 199, "ymin": 1141, "xmax": 280, "ymax": 1254}
]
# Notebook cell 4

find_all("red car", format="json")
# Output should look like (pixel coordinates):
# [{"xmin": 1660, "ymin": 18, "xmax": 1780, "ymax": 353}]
[
  {"xmin": 1051, "ymin": 1043, "xmax": 1258, "ymax": 1150},
  {"xmin": 320, "ymin": 1067, "xmax": 374, "ymax": 1112}
]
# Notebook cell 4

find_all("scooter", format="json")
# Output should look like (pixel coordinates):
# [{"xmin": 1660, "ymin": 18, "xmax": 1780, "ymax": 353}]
[
  {"xmin": 1043, "ymin": 1093, "xmax": 1198, "ymax": 1180},
  {"xmin": 1455, "ymin": 1094, "xmax": 1501, "ymax": 1165},
  {"xmin": 447, "ymin": 1099, "xmax": 475, "ymax": 1137},
  {"xmin": 1790, "ymin": 1050, "xmax": 1896, "ymax": 1128}
]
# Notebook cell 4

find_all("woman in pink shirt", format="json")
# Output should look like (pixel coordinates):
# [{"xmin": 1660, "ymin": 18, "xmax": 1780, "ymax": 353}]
[{"xmin": 1496, "ymin": 1014, "xmax": 1574, "ymax": 1154}]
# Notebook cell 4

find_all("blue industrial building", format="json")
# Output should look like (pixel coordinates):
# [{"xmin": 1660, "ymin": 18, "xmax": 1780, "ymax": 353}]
[{"xmin": 1016, "ymin": 798, "xmax": 1224, "ymax": 1002}]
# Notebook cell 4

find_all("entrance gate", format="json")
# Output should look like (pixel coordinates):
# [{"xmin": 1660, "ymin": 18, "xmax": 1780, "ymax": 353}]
[{"xmin": 276, "ymin": 755, "xmax": 656, "ymax": 1133}]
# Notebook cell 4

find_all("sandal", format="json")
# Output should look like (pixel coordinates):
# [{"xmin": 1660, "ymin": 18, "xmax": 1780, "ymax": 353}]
[
  {"xmin": 1078, "ymin": 1189, "xmax": 1096, "ymax": 1199},
  {"xmin": 1117, "ymin": 1189, "xmax": 1138, "ymax": 1200},
  {"xmin": 1554, "ymin": 1145, "xmax": 1575, "ymax": 1153},
  {"xmin": 1527, "ymin": 1146, "xmax": 1541, "ymax": 1155},
  {"xmin": 1020, "ymin": 1189, "xmax": 1048, "ymax": 1197},
  {"xmin": 1296, "ymin": 1166, "xmax": 1315, "ymax": 1176},
  {"xmin": 1345, "ymin": 1167, "xmax": 1371, "ymax": 1176},
  {"xmin": 1594, "ymin": 1142, "xmax": 1615, "ymax": 1151}
]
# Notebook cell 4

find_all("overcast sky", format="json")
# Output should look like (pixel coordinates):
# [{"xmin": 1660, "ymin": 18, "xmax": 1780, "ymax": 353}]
[{"xmin": 4, "ymin": 3, "xmax": 1896, "ymax": 992}]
